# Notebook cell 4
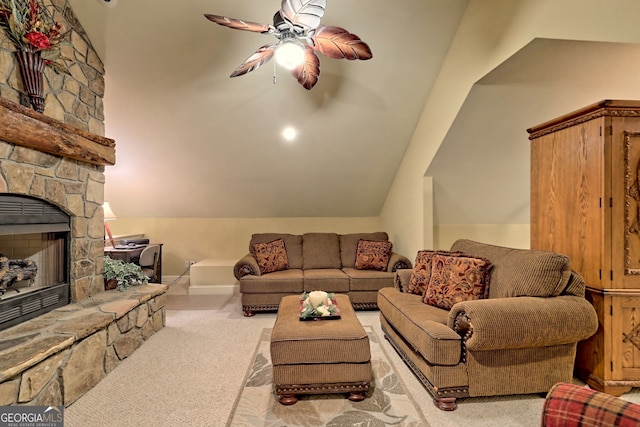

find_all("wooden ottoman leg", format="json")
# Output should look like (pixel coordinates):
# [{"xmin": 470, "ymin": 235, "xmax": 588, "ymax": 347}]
[
  {"xmin": 348, "ymin": 391, "xmax": 366, "ymax": 402},
  {"xmin": 278, "ymin": 394, "xmax": 298, "ymax": 405}
]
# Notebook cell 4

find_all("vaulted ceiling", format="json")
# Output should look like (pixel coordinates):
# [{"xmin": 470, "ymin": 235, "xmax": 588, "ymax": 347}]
[
  {"xmin": 68, "ymin": 0, "xmax": 468, "ymax": 218},
  {"xmin": 68, "ymin": 1, "xmax": 640, "ymax": 223}
]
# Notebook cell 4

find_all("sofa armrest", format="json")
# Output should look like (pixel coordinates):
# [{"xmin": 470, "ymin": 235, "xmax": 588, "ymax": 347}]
[
  {"xmin": 447, "ymin": 295, "xmax": 598, "ymax": 351},
  {"xmin": 387, "ymin": 252, "xmax": 412, "ymax": 272},
  {"xmin": 393, "ymin": 269, "xmax": 413, "ymax": 292},
  {"xmin": 233, "ymin": 253, "xmax": 261, "ymax": 280},
  {"xmin": 542, "ymin": 382, "xmax": 640, "ymax": 426}
]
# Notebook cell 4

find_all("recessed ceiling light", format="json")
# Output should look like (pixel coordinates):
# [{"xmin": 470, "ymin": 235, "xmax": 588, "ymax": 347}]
[
  {"xmin": 282, "ymin": 127, "xmax": 297, "ymax": 142},
  {"xmin": 95, "ymin": 0, "xmax": 118, "ymax": 8}
]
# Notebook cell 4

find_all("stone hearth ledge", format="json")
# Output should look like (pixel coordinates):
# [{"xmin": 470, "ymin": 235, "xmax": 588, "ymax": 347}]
[{"xmin": 0, "ymin": 284, "xmax": 167, "ymax": 406}]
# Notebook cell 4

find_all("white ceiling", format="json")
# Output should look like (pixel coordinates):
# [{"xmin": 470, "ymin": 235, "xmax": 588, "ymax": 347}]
[
  {"xmin": 68, "ymin": 0, "xmax": 469, "ymax": 218},
  {"xmin": 67, "ymin": 1, "xmax": 640, "ymax": 224}
]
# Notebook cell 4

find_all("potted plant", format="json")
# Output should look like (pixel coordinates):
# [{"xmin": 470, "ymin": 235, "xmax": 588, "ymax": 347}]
[{"xmin": 103, "ymin": 256, "xmax": 149, "ymax": 291}]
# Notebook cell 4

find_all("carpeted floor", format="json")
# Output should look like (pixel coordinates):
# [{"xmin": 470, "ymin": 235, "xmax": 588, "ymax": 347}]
[
  {"xmin": 165, "ymin": 294, "xmax": 232, "ymax": 310},
  {"xmin": 64, "ymin": 289, "xmax": 640, "ymax": 427}
]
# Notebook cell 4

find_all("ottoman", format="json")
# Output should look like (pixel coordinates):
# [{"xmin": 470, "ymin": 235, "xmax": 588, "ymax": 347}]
[{"xmin": 270, "ymin": 294, "xmax": 372, "ymax": 405}]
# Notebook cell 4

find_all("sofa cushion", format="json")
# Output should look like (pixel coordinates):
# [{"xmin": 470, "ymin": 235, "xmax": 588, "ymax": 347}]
[
  {"xmin": 252, "ymin": 238, "xmax": 289, "ymax": 274},
  {"xmin": 303, "ymin": 269, "xmax": 350, "ymax": 292},
  {"xmin": 407, "ymin": 250, "xmax": 463, "ymax": 295},
  {"xmin": 377, "ymin": 287, "xmax": 462, "ymax": 365},
  {"xmin": 343, "ymin": 267, "xmax": 395, "ymax": 291},
  {"xmin": 423, "ymin": 254, "xmax": 492, "ymax": 310},
  {"xmin": 354, "ymin": 239, "xmax": 392, "ymax": 271},
  {"xmin": 450, "ymin": 239, "xmax": 571, "ymax": 298},
  {"xmin": 239, "ymin": 269, "xmax": 304, "ymax": 293},
  {"xmin": 302, "ymin": 233, "xmax": 342, "ymax": 269},
  {"xmin": 250, "ymin": 233, "xmax": 303, "ymax": 269},
  {"xmin": 339, "ymin": 232, "xmax": 389, "ymax": 268}
]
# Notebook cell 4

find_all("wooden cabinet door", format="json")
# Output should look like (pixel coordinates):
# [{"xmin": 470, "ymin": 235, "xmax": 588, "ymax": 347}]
[
  {"xmin": 611, "ymin": 130, "xmax": 640, "ymax": 289},
  {"xmin": 611, "ymin": 293, "xmax": 640, "ymax": 380},
  {"xmin": 531, "ymin": 117, "xmax": 605, "ymax": 288}
]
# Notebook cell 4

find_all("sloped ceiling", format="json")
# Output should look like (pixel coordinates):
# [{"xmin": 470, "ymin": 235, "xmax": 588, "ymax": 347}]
[
  {"xmin": 67, "ymin": 0, "xmax": 469, "ymax": 218},
  {"xmin": 427, "ymin": 38, "xmax": 640, "ymax": 225}
]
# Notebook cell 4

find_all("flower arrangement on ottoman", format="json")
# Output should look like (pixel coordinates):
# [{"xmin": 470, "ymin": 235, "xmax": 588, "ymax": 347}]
[{"xmin": 299, "ymin": 290, "xmax": 340, "ymax": 319}]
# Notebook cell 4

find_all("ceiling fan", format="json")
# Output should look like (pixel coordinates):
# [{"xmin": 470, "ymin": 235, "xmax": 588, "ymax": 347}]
[{"xmin": 204, "ymin": 0, "xmax": 373, "ymax": 90}]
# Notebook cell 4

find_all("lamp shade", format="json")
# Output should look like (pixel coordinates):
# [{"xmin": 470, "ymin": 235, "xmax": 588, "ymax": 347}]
[{"xmin": 102, "ymin": 202, "xmax": 117, "ymax": 220}]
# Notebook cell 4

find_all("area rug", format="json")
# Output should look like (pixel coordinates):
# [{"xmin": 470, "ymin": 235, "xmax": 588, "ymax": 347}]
[{"xmin": 226, "ymin": 326, "xmax": 429, "ymax": 426}]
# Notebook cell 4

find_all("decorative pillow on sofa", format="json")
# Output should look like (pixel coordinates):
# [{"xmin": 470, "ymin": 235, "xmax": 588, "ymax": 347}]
[
  {"xmin": 407, "ymin": 250, "xmax": 462, "ymax": 295},
  {"xmin": 423, "ymin": 254, "xmax": 493, "ymax": 310},
  {"xmin": 252, "ymin": 238, "xmax": 289, "ymax": 274},
  {"xmin": 354, "ymin": 239, "xmax": 392, "ymax": 271}
]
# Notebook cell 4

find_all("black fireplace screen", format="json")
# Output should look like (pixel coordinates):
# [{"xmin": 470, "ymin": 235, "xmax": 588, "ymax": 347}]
[{"xmin": 0, "ymin": 194, "xmax": 70, "ymax": 331}]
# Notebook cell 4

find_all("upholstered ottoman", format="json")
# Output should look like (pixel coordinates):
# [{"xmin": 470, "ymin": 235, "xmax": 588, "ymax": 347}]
[{"xmin": 270, "ymin": 294, "xmax": 372, "ymax": 405}]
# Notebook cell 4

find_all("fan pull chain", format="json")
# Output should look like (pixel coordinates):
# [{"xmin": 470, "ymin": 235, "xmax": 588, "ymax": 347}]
[{"xmin": 272, "ymin": 60, "xmax": 277, "ymax": 85}]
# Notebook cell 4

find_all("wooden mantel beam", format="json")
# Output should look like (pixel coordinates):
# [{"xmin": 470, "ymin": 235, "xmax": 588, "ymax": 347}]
[{"xmin": 0, "ymin": 98, "xmax": 115, "ymax": 166}]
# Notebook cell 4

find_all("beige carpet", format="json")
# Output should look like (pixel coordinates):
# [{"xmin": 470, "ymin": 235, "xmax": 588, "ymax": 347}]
[
  {"xmin": 165, "ymin": 294, "xmax": 232, "ymax": 310},
  {"xmin": 227, "ymin": 326, "xmax": 427, "ymax": 426},
  {"xmin": 64, "ymin": 293, "xmax": 640, "ymax": 427}
]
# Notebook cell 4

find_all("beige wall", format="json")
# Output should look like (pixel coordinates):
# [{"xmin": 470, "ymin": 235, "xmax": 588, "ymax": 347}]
[
  {"xmin": 435, "ymin": 224, "xmax": 530, "ymax": 251},
  {"xmin": 381, "ymin": 0, "xmax": 640, "ymax": 258},
  {"xmin": 108, "ymin": 217, "xmax": 382, "ymax": 276}
]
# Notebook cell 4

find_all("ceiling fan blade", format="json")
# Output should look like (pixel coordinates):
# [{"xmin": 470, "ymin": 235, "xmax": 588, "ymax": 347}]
[
  {"xmin": 291, "ymin": 47, "xmax": 320, "ymax": 90},
  {"xmin": 230, "ymin": 45, "xmax": 276, "ymax": 78},
  {"xmin": 204, "ymin": 14, "xmax": 272, "ymax": 33},
  {"xmin": 280, "ymin": 0, "xmax": 326, "ymax": 30},
  {"xmin": 312, "ymin": 25, "xmax": 373, "ymax": 60}
]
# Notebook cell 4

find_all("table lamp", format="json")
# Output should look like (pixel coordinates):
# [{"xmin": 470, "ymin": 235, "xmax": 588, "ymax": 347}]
[{"xmin": 102, "ymin": 202, "xmax": 117, "ymax": 247}]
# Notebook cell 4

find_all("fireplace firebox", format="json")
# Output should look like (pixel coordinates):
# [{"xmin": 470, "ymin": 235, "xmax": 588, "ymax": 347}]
[{"xmin": 0, "ymin": 194, "xmax": 70, "ymax": 331}]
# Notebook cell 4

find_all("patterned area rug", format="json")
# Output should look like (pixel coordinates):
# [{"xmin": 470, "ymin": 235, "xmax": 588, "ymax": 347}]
[{"xmin": 226, "ymin": 326, "xmax": 428, "ymax": 426}]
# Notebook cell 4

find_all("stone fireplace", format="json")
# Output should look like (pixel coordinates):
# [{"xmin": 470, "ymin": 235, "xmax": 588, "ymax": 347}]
[
  {"xmin": 0, "ymin": 1, "xmax": 168, "ymax": 408},
  {"xmin": 0, "ymin": 97, "xmax": 114, "ymax": 307},
  {"xmin": 0, "ymin": 100, "xmax": 167, "ymax": 407}
]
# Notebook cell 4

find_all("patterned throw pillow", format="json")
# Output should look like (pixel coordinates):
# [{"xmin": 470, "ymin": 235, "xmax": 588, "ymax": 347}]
[
  {"xmin": 252, "ymin": 238, "xmax": 289, "ymax": 274},
  {"xmin": 354, "ymin": 239, "xmax": 392, "ymax": 271},
  {"xmin": 423, "ymin": 254, "xmax": 492, "ymax": 310},
  {"xmin": 407, "ymin": 250, "xmax": 462, "ymax": 295}
]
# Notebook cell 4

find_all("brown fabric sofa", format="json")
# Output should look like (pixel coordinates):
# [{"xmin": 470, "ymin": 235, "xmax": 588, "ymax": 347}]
[
  {"xmin": 234, "ymin": 232, "xmax": 412, "ymax": 316},
  {"xmin": 377, "ymin": 239, "xmax": 598, "ymax": 411}
]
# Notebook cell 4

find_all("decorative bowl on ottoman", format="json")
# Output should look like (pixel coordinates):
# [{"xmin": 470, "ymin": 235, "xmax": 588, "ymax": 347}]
[{"xmin": 299, "ymin": 291, "xmax": 341, "ymax": 320}]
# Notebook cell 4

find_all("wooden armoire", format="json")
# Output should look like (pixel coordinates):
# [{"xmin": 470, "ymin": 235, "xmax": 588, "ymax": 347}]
[{"xmin": 528, "ymin": 100, "xmax": 640, "ymax": 396}]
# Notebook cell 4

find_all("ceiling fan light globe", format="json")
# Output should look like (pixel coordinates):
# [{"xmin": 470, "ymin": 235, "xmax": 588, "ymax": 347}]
[{"xmin": 275, "ymin": 40, "xmax": 305, "ymax": 70}]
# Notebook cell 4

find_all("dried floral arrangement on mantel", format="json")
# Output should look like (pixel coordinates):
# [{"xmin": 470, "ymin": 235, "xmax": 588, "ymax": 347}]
[{"xmin": 0, "ymin": 0, "xmax": 71, "ymax": 112}]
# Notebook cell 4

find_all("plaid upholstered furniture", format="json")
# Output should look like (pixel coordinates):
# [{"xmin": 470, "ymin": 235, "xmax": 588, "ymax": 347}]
[
  {"xmin": 234, "ymin": 232, "xmax": 412, "ymax": 316},
  {"xmin": 270, "ymin": 294, "xmax": 371, "ymax": 405},
  {"xmin": 378, "ymin": 239, "xmax": 599, "ymax": 411},
  {"xmin": 542, "ymin": 382, "xmax": 640, "ymax": 426}
]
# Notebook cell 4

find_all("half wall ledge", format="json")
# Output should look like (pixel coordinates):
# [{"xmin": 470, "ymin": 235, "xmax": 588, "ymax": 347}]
[
  {"xmin": 0, "ymin": 98, "xmax": 115, "ymax": 166},
  {"xmin": 0, "ymin": 284, "xmax": 167, "ymax": 406}
]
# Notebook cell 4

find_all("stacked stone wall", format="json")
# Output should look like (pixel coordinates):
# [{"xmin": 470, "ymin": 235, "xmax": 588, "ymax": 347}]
[
  {"xmin": 0, "ymin": 140, "xmax": 106, "ymax": 302},
  {"xmin": 0, "ymin": 285, "xmax": 167, "ymax": 406}
]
